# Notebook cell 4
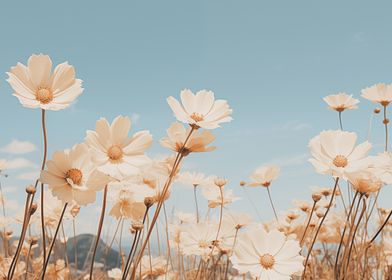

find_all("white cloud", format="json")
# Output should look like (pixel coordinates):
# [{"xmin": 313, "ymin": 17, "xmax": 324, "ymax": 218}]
[
  {"xmin": 17, "ymin": 171, "xmax": 40, "ymax": 181},
  {"xmin": 280, "ymin": 121, "xmax": 310, "ymax": 131},
  {"xmin": 4, "ymin": 158, "xmax": 37, "ymax": 170},
  {"xmin": 0, "ymin": 140, "xmax": 37, "ymax": 154},
  {"xmin": 268, "ymin": 153, "xmax": 308, "ymax": 167}
]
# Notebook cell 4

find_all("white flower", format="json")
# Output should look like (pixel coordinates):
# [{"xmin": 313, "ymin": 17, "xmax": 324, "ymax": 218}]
[
  {"xmin": 40, "ymin": 143, "xmax": 114, "ymax": 205},
  {"xmin": 6, "ymin": 54, "xmax": 83, "ymax": 110},
  {"xmin": 309, "ymin": 130, "xmax": 372, "ymax": 178},
  {"xmin": 107, "ymin": 268, "xmax": 122, "ymax": 279},
  {"xmin": 177, "ymin": 171, "xmax": 212, "ymax": 188},
  {"xmin": 85, "ymin": 115, "xmax": 153, "ymax": 180},
  {"xmin": 361, "ymin": 83, "xmax": 392, "ymax": 106},
  {"xmin": 249, "ymin": 165, "xmax": 280, "ymax": 187},
  {"xmin": 323, "ymin": 93, "xmax": 359, "ymax": 112},
  {"xmin": 232, "ymin": 228, "xmax": 304, "ymax": 279},
  {"xmin": 369, "ymin": 152, "xmax": 392, "ymax": 184},
  {"xmin": 167, "ymin": 89, "xmax": 232, "ymax": 129}
]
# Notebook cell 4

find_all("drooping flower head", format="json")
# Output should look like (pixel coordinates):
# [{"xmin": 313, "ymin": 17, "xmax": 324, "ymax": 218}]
[
  {"xmin": 308, "ymin": 130, "xmax": 372, "ymax": 178},
  {"xmin": 167, "ymin": 89, "xmax": 232, "ymax": 129},
  {"xmin": 85, "ymin": 116, "xmax": 153, "ymax": 180},
  {"xmin": 6, "ymin": 54, "xmax": 83, "ymax": 110},
  {"xmin": 346, "ymin": 171, "xmax": 383, "ymax": 194},
  {"xmin": 40, "ymin": 143, "xmax": 114, "ymax": 205},
  {"xmin": 160, "ymin": 122, "xmax": 216, "ymax": 156},
  {"xmin": 323, "ymin": 93, "xmax": 359, "ymax": 112},
  {"xmin": 249, "ymin": 165, "xmax": 280, "ymax": 187},
  {"xmin": 231, "ymin": 228, "xmax": 304, "ymax": 279},
  {"xmin": 361, "ymin": 83, "xmax": 392, "ymax": 106}
]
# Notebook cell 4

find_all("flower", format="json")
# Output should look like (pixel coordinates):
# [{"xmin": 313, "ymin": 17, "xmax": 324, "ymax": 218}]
[
  {"xmin": 249, "ymin": 165, "xmax": 280, "ymax": 187},
  {"xmin": 160, "ymin": 122, "xmax": 216, "ymax": 156},
  {"xmin": 107, "ymin": 268, "xmax": 122, "ymax": 280},
  {"xmin": 85, "ymin": 116, "xmax": 153, "ymax": 180},
  {"xmin": 40, "ymin": 143, "xmax": 114, "ymax": 205},
  {"xmin": 323, "ymin": 93, "xmax": 359, "ymax": 112},
  {"xmin": 108, "ymin": 183, "xmax": 146, "ymax": 221},
  {"xmin": 201, "ymin": 186, "xmax": 240, "ymax": 208},
  {"xmin": 6, "ymin": 54, "xmax": 83, "ymax": 110},
  {"xmin": 346, "ymin": 171, "xmax": 383, "ymax": 194},
  {"xmin": 231, "ymin": 228, "xmax": 304, "ymax": 279},
  {"xmin": 361, "ymin": 83, "xmax": 392, "ymax": 106},
  {"xmin": 177, "ymin": 171, "xmax": 212, "ymax": 188},
  {"xmin": 308, "ymin": 130, "xmax": 372, "ymax": 178},
  {"xmin": 167, "ymin": 89, "xmax": 232, "ymax": 129},
  {"xmin": 369, "ymin": 152, "xmax": 392, "ymax": 184}
]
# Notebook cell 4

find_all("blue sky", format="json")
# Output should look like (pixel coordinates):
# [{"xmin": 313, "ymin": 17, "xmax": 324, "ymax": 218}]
[{"xmin": 0, "ymin": 1, "xmax": 391, "ymax": 233}]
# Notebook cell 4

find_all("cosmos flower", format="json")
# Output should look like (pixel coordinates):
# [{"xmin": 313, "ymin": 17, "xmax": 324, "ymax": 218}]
[
  {"xmin": 167, "ymin": 89, "xmax": 232, "ymax": 129},
  {"xmin": 248, "ymin": 165, "xmax": 280, "ymax": 187},
  {"xmin": 179, "ymin": 222, "xmax": 219, "ymax": 259},
  {"xmin": 369, "ymin": 152, "xmax": 392, "ymax": 185},
  {"xmin": 40, "ymin": 143, "xmax": 114, "ymax": 205},
  {"xmin": 308, "ymin": 130, "xmax": 372, "ymax": 178},
  {"xmin": 323, "ymin": 93, "xmax": 359, "ymax": 112},
  {"xmin": 160, "ymin": 122, "xmax": 216, "ymax": 156},
  {"xmin": 108, "ymin": 183, "xmax": 146, "ymax": 221},
  {"xmin": 231, "ymin": 228, "xmax": 304, "ymax": 279},
  {"xmin": 361, "ymin": 83, "xmax": 392, "ymax": 106},
  {"xmin": 177, "ymin": 171, "xmax": 212, "ymax": 188},
  {"xmin": 346, "ymin": 171, "xmax": 383, "ymax": 194},
  {"xmin": 202, "ymin": 186, "xmax": 240, "ymax": 208},
  {"xmin": 6, "ymin": 54, "xmax": 83, "ymax": 110},
  {"xmin": 85, "ymin": 116, "xmax": 153, "ymax": 180}
]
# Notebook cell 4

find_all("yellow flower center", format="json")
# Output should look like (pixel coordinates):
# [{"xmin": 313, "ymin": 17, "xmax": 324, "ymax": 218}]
[
  {"xmin": 35, "ymin": 88, "xmax": 53, "ymax": 104},
  {"xmin": 198, "ymin": 240, "xmax": 209, "ymax": 248},
  {"xmin": 66, "ymin": 168, "xmax": 83, "ymax": 186},
  {"xmin": 190, "ymin": 113, "xmax": 204, "ymax": 122},
  {"xmin": 333, "ymin": 155, "xmax": 348, "ymax": 168},
  {"xmin": 108, "ymin": 145, "xmax": 123, "ymax": 161},
  {"xmin": 260, "ymin": 253, "xmax": 275, "ymax": 269}
]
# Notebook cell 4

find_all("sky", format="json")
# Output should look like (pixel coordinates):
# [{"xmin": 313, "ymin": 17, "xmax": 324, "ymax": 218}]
[{"xmin": 0, "ymin": 0, "xmax": 391, "ymax": 235}]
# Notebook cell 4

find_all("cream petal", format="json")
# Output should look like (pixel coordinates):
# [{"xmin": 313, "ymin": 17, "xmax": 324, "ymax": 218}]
[
  {"xmin": 274, "ymin": 240, "xmax": 301, "ymax": 261},
  {"xmin": 27, "ymin": 54, "xmax": 52, "ymax": 88},
  {"xmin": 266, "ymin": 230, "xmax": 286, "ymax": 256},
  {"xmin": 194, "ymin": 90, "xmax": 215, "ymax": 115},
  {"xmin": 167, "ymin": 96, "xmax": 189, "ymax": 123},
  {"xmin": 180, "ymin": 89, "xmax": 196, "ymax": 114},
  {"xmin": 122, "ymin": 131, "xmax": 152, "ymax": 155},
  {"xmin": 50, "ymin": 185, "xmax": 73, "ymax": 204},
  {"xmin": 348, "ymin": 141, "xmax": 372, "ymax": 162},
  {"xmin": 11, "ymin": 93, "xmax": 40, "ymax": 109},
  {"xmin": 52, "ymin": 79, "xmax": 83, "ymax": 104},
  {"xmin": 110, "ymin": 116, "xmax": 131, "ymax": 146},
  {"xmin": 7, "ymin": 73, "xmax": 36, "ymax": 99},
  {"xmin": 73, "ymin": 189, "xmax": 96, "ymax": 206},
  {"xmin": 51, "ymin": 62, "xmax": 76, "ymax": 93},
  {"xmin": 40, "ymin": 170, "xmax": 66, "ymax": 185},
  {"xmin": 52, "ymin": 152, "xmax": 72, "ymax": 174}
]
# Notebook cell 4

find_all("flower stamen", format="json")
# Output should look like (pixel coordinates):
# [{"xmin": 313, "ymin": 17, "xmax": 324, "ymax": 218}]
[
  {"xmin": 66, "ymin": 168, "xmax": 83, "ymax": 186},
  {"xmin": 333, "ymin": 155, "xmax": 348, "ymax": 168},
  {"xmin": 36, "ymin": 87, "xmax": 53, "ymax": 104},
  {"xmin": 108, "ymin": 145, "xmax": 123, "ymax": 161},
  {"xmin": 260, "ymin": 254, "xmax": 275, "ymax": 269}
]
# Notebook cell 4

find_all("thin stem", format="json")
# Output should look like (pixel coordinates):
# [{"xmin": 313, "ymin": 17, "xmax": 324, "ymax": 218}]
[
  {"xmin": 266, "ymin": 186, "xmax": 278, "ymax": 221},
  {"xmin": 300, "ymin": 201, "xmax": 316, "ymax": 246},
  {"xmin": 384, "ymin": 105, "xmax": 388, "ymax": 151},
  {"xmin": 369, "ymin": 209, "xmax": 392, "ymax": 245},
  {"xmin": 193, "ymin": 185, "xmax": 200, "ymax": 223},
  {"xmin": 302, "ymin": 177, "xmax": 339, "ymax": 278},
  {"xmin": 41, "ymin": 203, "xmax": 68, "ymax": 279},
  {"xmin": 89, "ymin": 185, "xmax": 108, "ymax": 279},
  {"xmin": 338, "ymin": 111, "xmax": 343, "ymax": 130},
  {"xmin": 72, "ymin": 219, "xmax": 78, "ymax": 274},
  {"xmin": 40, "ymin": 109, "xmax": 48, "ymax": 268}
]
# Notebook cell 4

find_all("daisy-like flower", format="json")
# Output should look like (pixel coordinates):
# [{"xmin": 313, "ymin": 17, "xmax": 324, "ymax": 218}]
[
  {"xmin": 361, "ymin": 83, "xmax": 392, "ymax": 106},
  {"xmin": 346, "ymin": 171, "xmax": 383, "ymax": 194},
  {"xmin": 85, "ymin": 116, "xmax": 153, "ymax": 180},
  {"xmin": 160, "ymin": 122, "xmax": 216, "ymax": 156},
  {"xmin": 308, "ymin": 130, "xmax": 372, "ymax": 178},
  {"xmin": 179, "ymin": 222, "xmax": 219, "ymax": 259},
  {"xmin": 249, "ymin": 165, "xmax": 280, "ymax": 187},
  {"xmin": 370, "ymin": 152, "xmax": 392, "ymax": 184},
  {"xmin": 202, "ymin": 186, "xmax": 240, "ymax": 208},
  {"xmin": 108, "ymin": 183, "xmax": 146, "ymax": 221},
  {"xmin": 167, "ymin": 89, "xmax": 233, "ymax": 129},
  {"xmin": 40, "ymin": 143, "xmax": 114, "ymax": 205},
  {"xmin": 232, "ymin": 228, "xmax": 304, "ymax": 279},
  {"xmin": 6, "ymin": 54, "xmax": 83, "ymax": 110},
  {"xmin": 323, "ymin": 93, "xmax": 359, "ymax": 112},
  {"xmin": 177, "ymin": 171, "xmax": 212, "ymax": 188}
]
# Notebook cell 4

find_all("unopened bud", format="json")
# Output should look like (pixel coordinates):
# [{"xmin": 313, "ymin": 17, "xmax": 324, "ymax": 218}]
[
  {"xmin": 214, "ymin": 178, "xmax": 227, "ymax": 188},
  {"xmin": 26, "ymin": 185, "xmax": 36, "ymax": 194},
  {"xmin": 239, "ymin": 181, "xmax": 246, "ymax": 187},
  {"xmin": 383, "ymin": 119, "xmax": 389, "ymax": 125},
  {"xmin": 131, "ymin": 222, "xmax": 144, "ymax": 231},
  {"xmin": 30, "ymin": 203, "xmax": 38, "ymax": 215},
  {"xmin": 70, "ymin": 205, "xmax": 81, "ymax": 218},
  {"xmin": 144, "ymin": 197, "xmax": 154, "ymax": 208},
  {"xmin": 374, "ymin": 108, "xmax": 381, "ymax": 114},
  {"xmin": 312, "ymin": 193, "xmax": 322, "ymax": 202}
]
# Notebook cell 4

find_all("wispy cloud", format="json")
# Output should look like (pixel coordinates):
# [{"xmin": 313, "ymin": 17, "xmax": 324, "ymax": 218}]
[
  {"xmin": 0, "ymin": 140, "xmax": 37, "ymax": 154},
  {"xmin": 17, "ymin": 170, "xmax": 39, "ymax": 181},
  {"xmin": 4, "ymin": 158, "xmax": 37, "ymax": 170},
  {"xmin": 267, "ymin": 153, "xmax": 308, "ymax": 167}
]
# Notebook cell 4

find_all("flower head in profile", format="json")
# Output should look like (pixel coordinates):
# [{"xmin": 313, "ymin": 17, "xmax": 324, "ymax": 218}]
[
  {"xmin": 309, "ymin": 130, "xmax": 372, "ymax": 178},
  {"xmin": 202, "ymin": 185, "xmax": 240, "ymax": 208},
  {"xmin": 6, "ymin": 54, "xmax": 83, "ymax": 110},
  {"xmin": 249, "ymin": 165, "xmax": 280, "ymax": 187},
  {"xmin": 323, "ymin": 93, "xmax": 359, "ymax": 112},
  {"xmin": 361, "ymin": 83, "xmax": 392, "ymax": 106},
  {"xmin": 167, "ymin": 89, "xmax": 232, "ymax": 129},
  {"xmin": 177, "ymin": 171, "xmax": 212, "ymax": 188},
  {"xmin": 369, "ymin": 152, "xmax": 392, "ymax": 185},
  {"xmin": 85, "ymin": 116, "xmax": 153, "ymax": 180},
  {"xmin": 346, "ymin": 171, "xmax": 383, "ymax": 194},
  {"xmin": 232, "ymin": 228, "xmax": 304, "ymax": 279},
  {"xmin": 160, "ymin": 122, "xmax": 216, "ymax": 156},
  {"xmin": 40, "ymin": 143, "xmax": 114, "ymax": 205}
]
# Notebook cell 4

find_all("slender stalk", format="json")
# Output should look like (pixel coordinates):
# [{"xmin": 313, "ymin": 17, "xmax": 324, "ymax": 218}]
[
  {"xmin": 266, "ymin": 186, "xmax": 278, "ymax": 221},
  {"xmin": 89, "ymin": 185, "xmax": 108, "ymax": 279},
  {"xmin": 384, "ymin": 105, "xmax": 389, "ymax": 151},
  {"xmin": 40, "ymin": 109, "xmax": 48, "ymax": 267},
  {"xmin": 193, "ymin": 185, "xmax": 200, "ymax": 223},
  {"xmin": 41, "ymin": 203, "xmax": 68, "ymax": 279},
  {"xmin": 338, "ymin": 111, "xmax": 343, "ymax": 130},
  {"xmin": 369, "ymin": 209, "xmax": 392, "ymax": 245},
  {"xmin": 0, "ymin": 177, "xmax": 7, "ymax": 257},
  {"xmin": 300, "ymin": 201, "xmax": 316, "ymax": 246},
  {"xmin": 72, "ymin": 219, "xmax": 78, "ymax": 274},
  {"xmin": 302, "ymin": 177, "xmax": 339, "ymax": 278}
]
